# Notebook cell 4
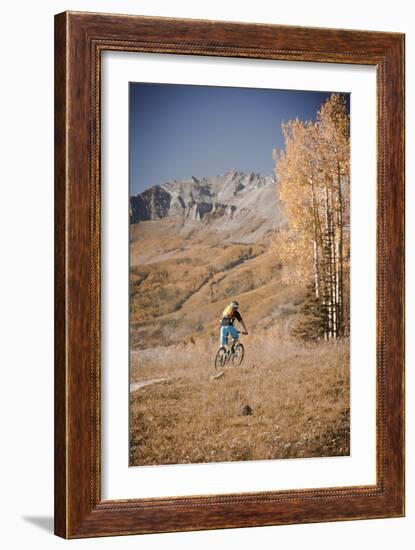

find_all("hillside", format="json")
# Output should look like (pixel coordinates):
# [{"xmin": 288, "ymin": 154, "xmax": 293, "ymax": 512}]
[
  {"xmin": 129, "ymin": 171, "xmax": 299, "ymax": 350},
  {"xmin": 129, "ymin": 170, "xmax": 350, "ymax": 466}
]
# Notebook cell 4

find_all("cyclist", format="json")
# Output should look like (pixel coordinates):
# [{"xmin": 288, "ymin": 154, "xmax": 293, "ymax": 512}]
[{"xmin": 220, "ymin": 301, "xmax": 248, "ymax": 349}]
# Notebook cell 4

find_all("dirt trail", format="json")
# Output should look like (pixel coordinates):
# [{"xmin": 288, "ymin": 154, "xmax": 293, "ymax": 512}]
[
  {"xmin": 179, "ymin": 252, "xmax": 260, "ymax": 311},
  {"xmin": 130, "ymin": 377, "xmax": 170, "ymax": 392}
]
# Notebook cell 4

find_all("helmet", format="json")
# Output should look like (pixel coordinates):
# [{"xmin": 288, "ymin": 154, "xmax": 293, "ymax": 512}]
[{"xmin": 231, "ymin": 301, "xmax": 239, "ymax": 309}]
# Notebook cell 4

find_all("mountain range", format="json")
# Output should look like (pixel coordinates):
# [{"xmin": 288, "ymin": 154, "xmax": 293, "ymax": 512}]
[
  {"xmin": 130, "ymin": 170, "xmax": 285, "ymax": 244},
  {"xmin": 129, "ymin": 170, "xmax": 296, "ymax": 349}
]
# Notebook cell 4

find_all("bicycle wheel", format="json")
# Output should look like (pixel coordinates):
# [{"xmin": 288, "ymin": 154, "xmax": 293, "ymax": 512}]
[
  {"xmin": 214, "ymin": 347, "xmax": 227, "ymax": 369},
  {"xmin": 232, "ymin": 343, "xmax": 244, "ymax": 366}
]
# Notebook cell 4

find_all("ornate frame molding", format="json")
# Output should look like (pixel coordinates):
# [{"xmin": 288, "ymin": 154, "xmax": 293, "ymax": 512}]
[{"xmin": 55, "ymin": 11, "xmax": 404, "ymax": 538}]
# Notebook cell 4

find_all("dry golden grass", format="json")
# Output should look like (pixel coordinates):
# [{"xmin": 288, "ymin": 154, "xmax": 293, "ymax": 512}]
[
  {"xmin": 129, "ymin": 324, "xmax": 350, "ymax": 466},
  {"xmin": 129, "ymin": 219, "xmax": 349, "ymax": 466},
  {"xmin": 129, "ymin": 222, "xmax": 300, "ymax": 350}
]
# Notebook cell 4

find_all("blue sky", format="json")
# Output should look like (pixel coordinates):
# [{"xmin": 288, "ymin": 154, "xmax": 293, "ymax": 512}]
[{"xmin": 129, "ymin": 83, "xmax": 349, "ymax": 196}]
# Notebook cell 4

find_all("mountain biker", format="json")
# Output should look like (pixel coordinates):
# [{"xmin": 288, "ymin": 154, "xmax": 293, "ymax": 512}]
[{"xmin": 220, "ymin": 301, "xmax": 248, "ymax": 349}]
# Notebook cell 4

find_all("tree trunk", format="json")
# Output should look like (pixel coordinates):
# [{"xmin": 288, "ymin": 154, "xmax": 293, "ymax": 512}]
[{"xmin": 336, "ymin": 159, "xmax": 344, "ymax": 336}]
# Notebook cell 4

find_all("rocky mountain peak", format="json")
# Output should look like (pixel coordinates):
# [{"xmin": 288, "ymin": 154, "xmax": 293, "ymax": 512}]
[{"xmin": 129, "ymin": 171, "xmax": 284, "ymax": 242}]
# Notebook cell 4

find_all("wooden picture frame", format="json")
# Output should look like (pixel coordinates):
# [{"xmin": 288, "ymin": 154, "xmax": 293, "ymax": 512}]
[{"xmin": 54, "ymin": 11, "xmax": 405, "ymax": 538}]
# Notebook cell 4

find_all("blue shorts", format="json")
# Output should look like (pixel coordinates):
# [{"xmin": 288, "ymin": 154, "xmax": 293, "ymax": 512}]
[{"xmin": 220, "ymin": 325, "xmax": 239, "ymax": 346}]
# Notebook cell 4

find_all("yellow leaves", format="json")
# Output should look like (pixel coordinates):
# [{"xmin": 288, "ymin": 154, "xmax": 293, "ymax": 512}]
[{"xmin": 274, "ymin": 93, "xmax": 350, "ymax": 291}]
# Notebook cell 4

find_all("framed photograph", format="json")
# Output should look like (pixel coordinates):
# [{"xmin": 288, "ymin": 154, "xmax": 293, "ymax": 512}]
[{"xmin": 54, "ymin": 11, "xmax": 405, "ymax": 538}]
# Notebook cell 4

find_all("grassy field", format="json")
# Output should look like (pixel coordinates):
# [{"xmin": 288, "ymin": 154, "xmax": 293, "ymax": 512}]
[
  {"xmin": 129, "ymin": 218, "xmax": 301, "ymax": 351},
  {"xmin": 129, "ymin": 324, "xmax": 350, "ymax": 466},
  {"xmin": 129, "ymin": 211, "xmax": 350, "ymax": 467}
]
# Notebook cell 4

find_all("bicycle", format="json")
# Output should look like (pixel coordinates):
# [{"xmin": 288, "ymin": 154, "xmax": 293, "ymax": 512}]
[{"xmin": 214, "ymin": 331, "xmax": 247, "ymax": 369}]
